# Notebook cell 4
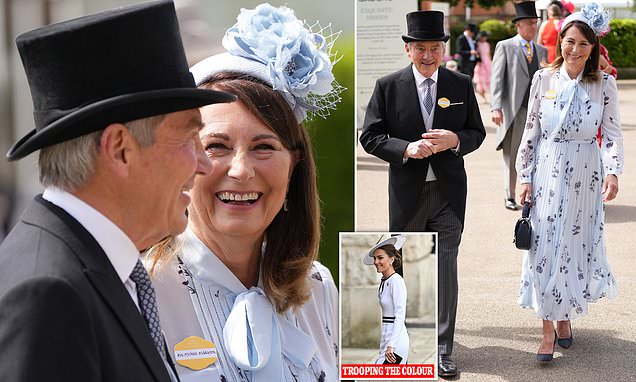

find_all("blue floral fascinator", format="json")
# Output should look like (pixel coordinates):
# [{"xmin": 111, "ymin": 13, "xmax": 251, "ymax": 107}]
[
  {"xmin": 191, "ymin": 3, "xmax": 344, "ymax": 123},
  {"xmin": 561, "ymin": 2, "xmax": 610, "ymax": 36}
]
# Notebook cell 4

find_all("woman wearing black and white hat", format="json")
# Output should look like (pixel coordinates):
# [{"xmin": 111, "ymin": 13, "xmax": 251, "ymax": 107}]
[{"xmin": 364, "ymin": 235, "xmax": 409, "ymax": 364}]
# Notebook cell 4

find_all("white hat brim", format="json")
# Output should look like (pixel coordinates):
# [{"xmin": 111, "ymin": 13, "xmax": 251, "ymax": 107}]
[
  {"xmin": 363, "ymin": 235, "xmax": 406, "ymax": 265},
  {"xmin": 190, "ymin": 53, "xmax": 271, "ymax": 88}
]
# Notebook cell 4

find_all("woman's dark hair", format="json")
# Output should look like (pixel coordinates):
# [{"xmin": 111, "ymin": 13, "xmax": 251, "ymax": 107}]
[
  {"xmin": 377, "ymin": 244, "xmax": 402, "ymax": 272},
  {"xmin": 147, "ymin": 72, "xmax": 320, "ymax": 314},
  {"xmin": 200, "ymin": 72, "xmax": 320, "ymax": 313},
  {"xmin": 552, "ymin": 20, "xmax": 600, "ymax": 83},
  {"xmin": 476, "ymin": 31, "xmax": 489, "ymax": 41},
  {"xmin": 549, "ymin": 0, "xmax": 563, "ymax": 11}
]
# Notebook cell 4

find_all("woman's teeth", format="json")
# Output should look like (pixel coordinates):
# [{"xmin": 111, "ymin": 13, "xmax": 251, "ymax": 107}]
[{"xmin": 217, "ymin": 192, "xmax": 260, "ymax": 203}]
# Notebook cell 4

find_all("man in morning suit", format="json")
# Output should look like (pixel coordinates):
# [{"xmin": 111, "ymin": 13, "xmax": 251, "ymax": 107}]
[
  {"xmin": 455, "ymin": 23, "xmax": 479, "ymax": 79},
  {"xmin": 490, "ymin": 1, "xmax": 547, "ymax": 210},
  {"xmin": 360, "ymin": 10, "xmax": 486, "ymax": 378},
  {"xmin": 0, "ymin": 1, "xmax": 235, "ymax": 381}
]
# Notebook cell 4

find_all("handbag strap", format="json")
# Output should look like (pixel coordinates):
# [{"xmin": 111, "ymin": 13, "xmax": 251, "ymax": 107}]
[{"xmin": 522, "ymin": 202, "xmax": 531, "ymax": 218}]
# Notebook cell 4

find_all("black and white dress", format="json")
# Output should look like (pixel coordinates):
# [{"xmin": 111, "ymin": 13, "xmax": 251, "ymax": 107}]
[{"xmin": 376, "ymin": 273, "xmax": 409, "ymax": 364}]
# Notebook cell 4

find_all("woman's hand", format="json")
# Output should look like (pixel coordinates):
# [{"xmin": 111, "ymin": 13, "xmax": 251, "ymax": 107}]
[
  {"xmin": 519, "ymin": 183, "xmax": 533, "ymax": 205},
  {"xmin": 385, "ymin": 346, "xmax": 396, "ymax": 363},
  {"xmin": 602, "ymin": 174, "xmax": 619, "ymax": 202}
]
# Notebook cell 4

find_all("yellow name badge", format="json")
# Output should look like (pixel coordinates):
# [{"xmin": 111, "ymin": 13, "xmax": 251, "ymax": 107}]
[
  {"xmin": 437, "ymin": 97, "xmax": 450, "ymax": 108},
  {"xmin": 545, "ymin": 90, "xmax": 557, "ymax": 99},
  {"xmin": 174, "ymin": 336, "xmax": 217, "ymax": 371}
]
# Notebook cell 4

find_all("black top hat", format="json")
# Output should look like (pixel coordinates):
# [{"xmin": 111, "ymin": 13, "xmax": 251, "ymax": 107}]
[
  {"xmin": 7, "ymin": 0, "xmax": 236, "ymax": 161},
  {"xmin": 513, "ymin": 1, "xmax": 540, "ymax": 23},
  {"xmin": 402, "ymin": 11, "xmax": 450, "ymax": 43},
  {"xmin": 464, "ymin": 23, "xmax": 478, "ymax": 33}
]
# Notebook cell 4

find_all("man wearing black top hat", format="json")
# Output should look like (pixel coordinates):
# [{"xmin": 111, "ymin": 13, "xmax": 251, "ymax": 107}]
[
  {"xmin": 360, "ymin": 10, "xmax": 485, "ymax": 378},
  {"xmin": 0, "ymin": 1, "xmax": 235, "ymax": 381},
  {"xmin": 456, "ymin": 23, "xmax": 479, "ymax": 79},
  {"xmin": 490, "ymin": 1, "xmax": 547, "ymax": 211}
]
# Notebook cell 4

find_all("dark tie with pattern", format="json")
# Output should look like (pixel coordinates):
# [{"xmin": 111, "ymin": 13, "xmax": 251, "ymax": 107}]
[
  {"xmin": 130, "ymin": 259, "xmax": 167, "ymax": 360},
  {"xmin": 423, "ymin": 78, "xmax": 435, "ymax": 115}
]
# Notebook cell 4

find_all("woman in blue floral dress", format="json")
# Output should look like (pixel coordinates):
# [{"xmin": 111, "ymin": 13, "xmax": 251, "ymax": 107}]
[{"xmin": 515, "ymin": 2, "xmax": 623, "ymax": 363}]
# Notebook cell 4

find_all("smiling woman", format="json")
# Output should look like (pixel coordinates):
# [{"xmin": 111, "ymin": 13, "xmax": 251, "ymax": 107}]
[
  {"xmin": 515, "ymin": 2, "xmax": 623, "ymax": 364},
  {"xmin": 144, "ymin": 4, "xmax": 342, "ymax": 382},
  {"xmin": 190, "ymin": 74, "xmax": 311, "ymax": 298},
  {"xmin": 551, "ymin": 20, "xmax": 600, "ymax": 82}
]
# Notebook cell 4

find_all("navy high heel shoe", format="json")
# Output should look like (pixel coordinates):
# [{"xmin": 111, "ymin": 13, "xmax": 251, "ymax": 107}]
[
  {"xmin": 557, "ymin": 321, "xmax": 574, "ymax": 349},
  {"xmin": 537, "ymin": 330, "xmax": 557, "ymax": 363}
]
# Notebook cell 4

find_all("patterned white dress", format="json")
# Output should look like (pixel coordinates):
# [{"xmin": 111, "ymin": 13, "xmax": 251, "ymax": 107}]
[
  {"xmin": 516, "ymin": 66, "xmax": 624, "ymax": 321},
  {"xmin": 150, "ymin": 229, "xmax": 339, "ymax": 382}
]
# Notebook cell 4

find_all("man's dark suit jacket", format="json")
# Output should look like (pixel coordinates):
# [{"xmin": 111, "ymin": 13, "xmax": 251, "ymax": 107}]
[
  {"xmin": 0, "ymin": 196, "xmax": 173, "ymax": 381},
  {"xmin": 455, "ymin": 34, "xmax": 477, "ymax": 76},
  {"xmin": 360, "ymin": 66, "xmax": 486, "ymax": 230}
]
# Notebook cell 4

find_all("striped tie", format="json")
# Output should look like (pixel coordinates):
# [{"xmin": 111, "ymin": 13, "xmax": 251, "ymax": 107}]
[
  {"xmin": 423, "ymin": 78, "xmax": 434, "ymax": 115},
  {"xmin": 524, "ymin": 42, "xmax": 532, "ymax": 63}
]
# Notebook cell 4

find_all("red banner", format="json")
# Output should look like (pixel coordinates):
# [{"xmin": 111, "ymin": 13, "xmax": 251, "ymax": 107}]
[{"xmin": 341, "ymin": 364, "xmax": 435, "ymax": 379}]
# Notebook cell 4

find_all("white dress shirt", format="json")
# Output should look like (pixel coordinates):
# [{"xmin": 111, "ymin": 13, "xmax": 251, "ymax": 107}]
[
  {"xmin": 464, "ymin": 31, "xmax": 476, "ymax": 61},
  {"xmin": 412, "ymin": 65, "xmax": 438, "ymax": 181}
]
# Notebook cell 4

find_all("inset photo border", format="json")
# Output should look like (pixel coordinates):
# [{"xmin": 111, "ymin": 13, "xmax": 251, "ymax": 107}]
[{"xmin": 339, "ymin": 232, "xmax": 438, "ymax": 380}]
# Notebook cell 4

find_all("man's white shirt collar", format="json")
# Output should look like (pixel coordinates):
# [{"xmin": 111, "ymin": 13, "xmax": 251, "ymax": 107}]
[
  {"xmin": 412, "ymin": 65, "xmax": 439, "ymax": 87},
  {"xmin": 42, "ymin": 187, "xmax": 139, "ymax": 283},
  {"xmin": 516, "ymin": 34, "xmax": 534, "ymax": 48}
]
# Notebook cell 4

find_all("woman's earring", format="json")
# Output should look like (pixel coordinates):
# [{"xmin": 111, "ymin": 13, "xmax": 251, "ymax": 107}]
[{"xmin": 283, "ymin": 198, "xmax": 289, "ymax": 212}]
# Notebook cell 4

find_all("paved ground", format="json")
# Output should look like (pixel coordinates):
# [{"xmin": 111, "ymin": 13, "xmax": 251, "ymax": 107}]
[
  {"xmin": 342, "ymin": 325, "xmax": 437, "ymax": 366},
  {"xmin": 354, "ymin": 80, "xmax": 636, "ymax": 381}
]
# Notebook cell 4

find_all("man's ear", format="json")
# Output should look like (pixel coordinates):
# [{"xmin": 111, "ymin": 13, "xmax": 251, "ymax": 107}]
[{"xmin": 99, "ymin": 123, "xmax": 138, "ymax": 177}]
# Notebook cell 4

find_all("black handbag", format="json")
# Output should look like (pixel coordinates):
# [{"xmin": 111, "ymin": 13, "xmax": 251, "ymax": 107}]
[
  {"xmin": 383, "ymin": 353, "xmax": 403, "ymax": 364},
  {"xmin": 514, "ymin": 202, "xmax": 532, "ymax": 250}
]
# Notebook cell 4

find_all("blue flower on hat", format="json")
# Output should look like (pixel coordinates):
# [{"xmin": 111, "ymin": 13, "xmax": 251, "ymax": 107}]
[
  {"xmin": 222, "ymin": 3, "xmax": 339, "ymax": 121},
  {"xmin": 225, "ymin": 4, "xmax": 302, "ymax": 64},
  {"xmin": 581, "ymin": 2, "xmax": 610, "ymax": 36}
]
